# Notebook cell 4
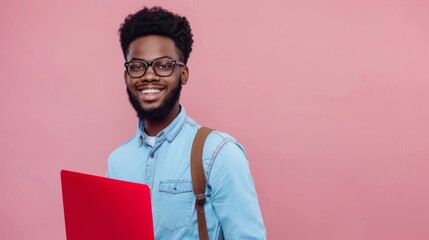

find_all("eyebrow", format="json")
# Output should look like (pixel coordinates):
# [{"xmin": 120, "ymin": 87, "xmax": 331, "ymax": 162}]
[{"xmin": 129, "ymin": 55, "xmax": 173, "ymax": 62}]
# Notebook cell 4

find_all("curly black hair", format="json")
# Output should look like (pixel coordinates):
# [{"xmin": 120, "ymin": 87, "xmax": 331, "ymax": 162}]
[{"xmin": 119, "ymin": 6, "xmax": 194, "ymax": 64}]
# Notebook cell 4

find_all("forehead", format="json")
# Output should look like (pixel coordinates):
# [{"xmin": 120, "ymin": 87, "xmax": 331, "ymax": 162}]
[{"xmin": 127, "ymin": 35, "xmax": 179, "ymax": 61}]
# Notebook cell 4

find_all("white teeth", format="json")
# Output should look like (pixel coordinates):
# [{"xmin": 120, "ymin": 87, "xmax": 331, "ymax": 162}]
[{"xmin": 141, "ymin": 89, "xmax": 161, "ymax": 94}]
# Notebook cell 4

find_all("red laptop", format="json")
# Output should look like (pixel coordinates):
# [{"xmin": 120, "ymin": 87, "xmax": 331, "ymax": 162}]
[{"xmin": 61, "ymin": 170, "xmax": 154, "ymax": 240}]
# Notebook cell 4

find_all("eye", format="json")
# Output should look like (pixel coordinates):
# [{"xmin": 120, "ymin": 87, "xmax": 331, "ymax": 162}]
[
  {"xmin": 157, "ymin": 63, "xmax": 173, "ymax": 69},
  {"xmin": 129, "ymin": 62, "xmax": 145, "ymax": 71},
  {"xmin": 155, "ymin": 60, "xmax": 174, "ymax": 70}
]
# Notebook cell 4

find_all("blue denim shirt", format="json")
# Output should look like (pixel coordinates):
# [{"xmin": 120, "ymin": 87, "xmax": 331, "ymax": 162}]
[{"xmin": 107, "ymin": 107, "xmax": 266, "ymax": 239}]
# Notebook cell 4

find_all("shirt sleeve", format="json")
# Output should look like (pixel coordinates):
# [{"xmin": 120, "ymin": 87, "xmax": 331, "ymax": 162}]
[{"xmin": 207, "ymin": 140, "xmax": 267, "ymax": 239}]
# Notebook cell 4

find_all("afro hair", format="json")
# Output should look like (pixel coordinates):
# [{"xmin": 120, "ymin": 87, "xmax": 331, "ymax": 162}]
[{"xmin": 119, "ymin": 6, "xmax": 194, "ymax": 64}]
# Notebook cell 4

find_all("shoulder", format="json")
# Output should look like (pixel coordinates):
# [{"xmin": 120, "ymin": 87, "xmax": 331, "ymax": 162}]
[
  {"xmin": 204, "ymin": 130, "xmax": 247, "ymax": 157},
  {"xmin": 108, "ymin": 135, "xmax": 139, "ymax": 163},
  {"xmin": 202, "ymin": 129, "xmax": 248, "ymax": 179}
]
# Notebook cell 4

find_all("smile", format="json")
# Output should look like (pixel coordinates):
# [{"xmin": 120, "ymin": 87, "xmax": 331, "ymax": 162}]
[
  {"xmin": 137, "ymin": 87, "xmax": 164, "ymax": 102},
  {"xmin": 141, "ymin": 89, "xmax": 161, "ymax": 94}
]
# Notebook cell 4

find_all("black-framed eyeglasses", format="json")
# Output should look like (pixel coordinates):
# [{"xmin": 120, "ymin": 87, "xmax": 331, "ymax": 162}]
[{"xmin": 124, "ymin": 58, "xmax": 186, "ymax": 78}]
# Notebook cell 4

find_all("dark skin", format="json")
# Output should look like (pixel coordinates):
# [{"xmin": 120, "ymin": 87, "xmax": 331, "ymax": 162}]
[{"xmin": 124, "ymin": 35, "xmax": 189, "ymax": 136}]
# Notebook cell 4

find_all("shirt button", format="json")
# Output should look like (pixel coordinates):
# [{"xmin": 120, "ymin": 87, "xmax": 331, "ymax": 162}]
[{"xmin": 150, "ymin": 153, "xmax": 154, "ymax": 158}]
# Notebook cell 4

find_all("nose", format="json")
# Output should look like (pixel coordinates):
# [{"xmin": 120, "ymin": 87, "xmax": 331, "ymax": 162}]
[{"xmin": 142, "ymin": 66, "xmax": 158, "ymax": 81}]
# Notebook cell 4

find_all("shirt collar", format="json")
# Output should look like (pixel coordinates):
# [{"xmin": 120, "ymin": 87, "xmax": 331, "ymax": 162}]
[{"xmin": 137, "ymin": 106, "xmax": 187, "ymax": 145}]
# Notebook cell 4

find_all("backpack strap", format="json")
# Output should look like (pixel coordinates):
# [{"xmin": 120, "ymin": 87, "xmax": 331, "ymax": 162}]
[{"xmin": 191, "ymin": 127, "xmax": 213, "ymax": 240}]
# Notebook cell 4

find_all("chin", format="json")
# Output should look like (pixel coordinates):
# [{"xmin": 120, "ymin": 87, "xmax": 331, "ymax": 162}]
[{"xmin": 127, "ymin": 82, "xmax": 182, "ymax": 121}]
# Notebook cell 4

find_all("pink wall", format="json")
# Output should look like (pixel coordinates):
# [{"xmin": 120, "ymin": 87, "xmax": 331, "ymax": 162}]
[{"xmin": 1, "ymin": 0, "xmax": 429, "ymax": 239}]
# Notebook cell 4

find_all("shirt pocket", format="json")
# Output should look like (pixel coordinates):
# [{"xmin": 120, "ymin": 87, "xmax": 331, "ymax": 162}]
[{"xmin": 157, "ymin": 180, "xmax": 194, "ymax": 231}]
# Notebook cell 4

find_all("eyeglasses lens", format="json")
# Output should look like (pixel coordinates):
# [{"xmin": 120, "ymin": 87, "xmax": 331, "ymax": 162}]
[{"xmin": 127, "ymin": 59, "xmax": 175, "ymax": 77}]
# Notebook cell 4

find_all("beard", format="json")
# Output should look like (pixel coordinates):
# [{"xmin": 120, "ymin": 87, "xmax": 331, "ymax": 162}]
[{"xmin": 127, "ymin": 81, "xmax": 182, "ymax": 121}]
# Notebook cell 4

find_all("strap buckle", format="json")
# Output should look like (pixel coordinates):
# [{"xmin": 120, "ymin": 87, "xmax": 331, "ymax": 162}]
[{"xmin": 195, "ymin": 193, "xmax": 206, "ymax": 205}]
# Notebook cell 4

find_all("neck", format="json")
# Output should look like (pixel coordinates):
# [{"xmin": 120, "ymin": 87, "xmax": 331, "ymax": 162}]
[{"xmin": 143, "ymin": 104, "xmax": 180, "ymax": 136}]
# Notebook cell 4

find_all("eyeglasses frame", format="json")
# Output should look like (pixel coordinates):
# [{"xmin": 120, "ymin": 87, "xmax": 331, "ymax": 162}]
[{"xmin": 124, "ymin": 58, "xmax": 186, "ymax": 78}]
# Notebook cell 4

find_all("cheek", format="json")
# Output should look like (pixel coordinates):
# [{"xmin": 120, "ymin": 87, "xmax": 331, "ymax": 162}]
[{"xmin": 125, "ymin": 78, "xmax": 136, "ymax": 89}]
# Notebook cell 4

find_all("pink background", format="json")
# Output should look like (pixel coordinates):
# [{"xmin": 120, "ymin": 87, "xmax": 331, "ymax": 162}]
[{"xmin": 1, "ymin": 0, "xmax": 429, "ymax": 239}]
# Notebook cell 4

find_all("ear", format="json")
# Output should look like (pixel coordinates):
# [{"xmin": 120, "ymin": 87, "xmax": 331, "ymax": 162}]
[
  {"xmin": 123, "ymin": 71, "xmax": 128, "ymax": 84},
  {"xmin": 180, "ymin": 66, "xmax": 189, "ymax": 85}
]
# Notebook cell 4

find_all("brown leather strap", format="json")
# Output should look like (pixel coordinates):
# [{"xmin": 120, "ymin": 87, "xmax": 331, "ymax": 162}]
[{"xmin": 191, "ymin": 127, "xmax": 213, "ymax": 240}]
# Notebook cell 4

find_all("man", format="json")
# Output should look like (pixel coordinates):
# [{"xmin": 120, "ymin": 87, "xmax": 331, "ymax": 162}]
[{"xmin": 107, "ymin": 6, "xmax": 266, "ymax": 239}]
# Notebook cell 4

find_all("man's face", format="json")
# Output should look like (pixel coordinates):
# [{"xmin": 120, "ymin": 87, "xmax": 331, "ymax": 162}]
[{"xmin": 125, "ymin": 35, "xmax": 188, "ymax": 120}]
